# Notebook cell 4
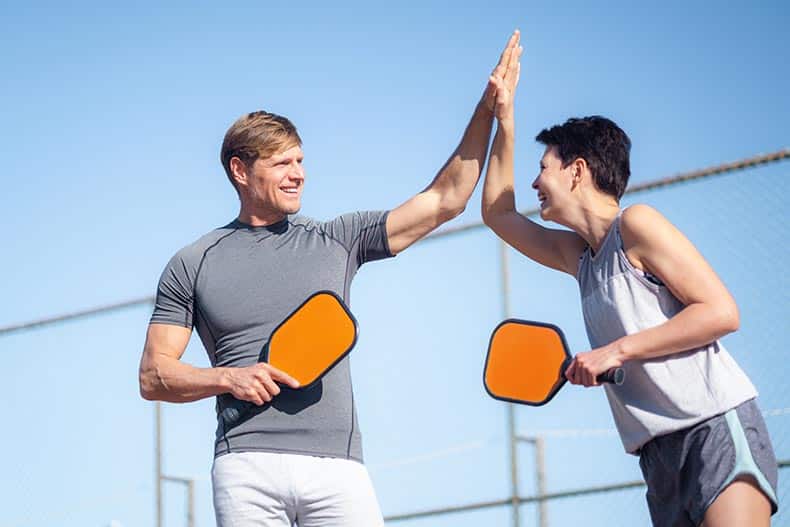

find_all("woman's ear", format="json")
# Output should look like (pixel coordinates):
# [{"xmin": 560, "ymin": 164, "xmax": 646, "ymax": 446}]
[{"xmin": 570, "ymin": 157, "xmax": 587, "ymax": 190}]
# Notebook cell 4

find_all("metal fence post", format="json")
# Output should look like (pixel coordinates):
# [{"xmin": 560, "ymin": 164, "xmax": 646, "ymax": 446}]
[{"xmin": 499, "ymin": 239, "xmax": 520, "ymax": 527}]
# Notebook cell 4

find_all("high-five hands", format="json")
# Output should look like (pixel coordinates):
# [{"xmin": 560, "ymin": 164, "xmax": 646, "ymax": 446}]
[{"xmin": 484, "ymin": 30, "xmax": 523, "ymax": 122}]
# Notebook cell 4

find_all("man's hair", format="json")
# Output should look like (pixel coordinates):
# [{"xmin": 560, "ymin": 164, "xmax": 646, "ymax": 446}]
[
  {"xmin": 535, "ymin": 116, "xmax": 631, "ymax": 200},
  {"xmin": 220, "ymin": 111, "xmax": 302, "ymax": 188}
]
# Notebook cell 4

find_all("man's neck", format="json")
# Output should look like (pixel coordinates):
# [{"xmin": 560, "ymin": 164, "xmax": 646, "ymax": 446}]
[{"xmin": 237, "ymin": 207, "xmax": 288, "ymax": 227}]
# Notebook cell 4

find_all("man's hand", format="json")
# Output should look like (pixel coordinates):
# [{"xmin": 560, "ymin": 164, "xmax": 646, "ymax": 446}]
[
  {"xmin": 483, "ymin": 30, "xmax": 522, "ymax": 118},
  {"xmin": 226, "ymin": 363, "xmax": 301, "ymax": 406}
]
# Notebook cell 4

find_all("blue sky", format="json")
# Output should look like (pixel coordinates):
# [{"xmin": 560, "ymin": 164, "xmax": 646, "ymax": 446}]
[{"xmin": 1, "ymin": 2, "xmax": 788, "ymax": 526}]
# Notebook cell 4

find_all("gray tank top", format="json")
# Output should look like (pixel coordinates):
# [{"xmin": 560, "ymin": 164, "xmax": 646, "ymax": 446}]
[{"xmin": 576, "ymin": 209, "xmax": 757, "ymax": 453}]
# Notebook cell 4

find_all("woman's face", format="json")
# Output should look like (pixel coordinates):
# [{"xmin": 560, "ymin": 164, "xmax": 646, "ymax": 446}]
[{"xmin": 531, "ymin": 146, "xmax": 577, "ymax": 223}]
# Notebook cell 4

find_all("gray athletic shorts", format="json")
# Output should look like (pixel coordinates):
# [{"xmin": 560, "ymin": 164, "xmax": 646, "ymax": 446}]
[{"xmin": 638, "ymin": 398, "xmax": 778, "ymax": 527}]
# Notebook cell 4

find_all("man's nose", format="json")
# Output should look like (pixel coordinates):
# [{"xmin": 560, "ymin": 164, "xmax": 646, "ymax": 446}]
[{"xmin": 289, "ymin": 163, "xmax": 304, "ymax": 180}]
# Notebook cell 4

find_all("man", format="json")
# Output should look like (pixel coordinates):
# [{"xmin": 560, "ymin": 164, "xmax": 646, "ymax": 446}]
[{"xmin": 139, "ymin": 31, "xmax": 522, "ymax": 526}]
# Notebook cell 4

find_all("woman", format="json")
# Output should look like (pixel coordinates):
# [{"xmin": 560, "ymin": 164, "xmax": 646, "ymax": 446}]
[{"xmin": 481, "ymin": 40, "xmax": 778, "ymax": 527}]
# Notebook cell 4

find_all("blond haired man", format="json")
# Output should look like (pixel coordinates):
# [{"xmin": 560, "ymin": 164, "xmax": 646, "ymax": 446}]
[{"xmin": 139, "ymin": 32, "xmax": 522, "ymax": 526}]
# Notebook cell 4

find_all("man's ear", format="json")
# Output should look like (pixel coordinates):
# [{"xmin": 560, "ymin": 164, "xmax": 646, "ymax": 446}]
[{"xmin": 229, "ymin": 157, "xmax": 248, "ymax": 188}]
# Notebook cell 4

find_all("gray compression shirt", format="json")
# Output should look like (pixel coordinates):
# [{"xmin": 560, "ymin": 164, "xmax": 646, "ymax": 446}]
[{"xmin": 150, "ymin": 211, "xmax": 393, "ymax": 462}]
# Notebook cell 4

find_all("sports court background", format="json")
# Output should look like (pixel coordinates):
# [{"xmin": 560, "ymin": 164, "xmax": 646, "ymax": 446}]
[{"xmin": 1, "ymin": 156, "xmax": 787, "ymax": 527}]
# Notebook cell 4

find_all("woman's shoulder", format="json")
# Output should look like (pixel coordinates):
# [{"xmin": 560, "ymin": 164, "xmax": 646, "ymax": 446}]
[
  {"xmin": 620, "ymin": 204, "xmax": 664, "ymax": 226},
  {"xmin": 619, "ymin": 204, "xmax": 674, "ymax": 244}
]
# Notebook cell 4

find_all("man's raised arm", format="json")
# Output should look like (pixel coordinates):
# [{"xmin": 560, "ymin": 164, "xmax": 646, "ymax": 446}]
[{"xmin": 385, "ymin": 31, "xmax": 521, "ymax": 254}]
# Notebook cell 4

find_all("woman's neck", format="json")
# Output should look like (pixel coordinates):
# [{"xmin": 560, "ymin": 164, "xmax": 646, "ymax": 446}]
[{"xmin": 564, "ymin": 197, "xmax": 621, "ymax": 253}]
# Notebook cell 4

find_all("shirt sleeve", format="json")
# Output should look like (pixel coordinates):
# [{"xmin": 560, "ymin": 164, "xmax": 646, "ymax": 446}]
[
  {"xmin": 323, "ymin": 210, "xmax": 394, "ymax": 267},
  {"xmin": 149, "ymin": 251, "xmax": 196, "ymax": 328}
]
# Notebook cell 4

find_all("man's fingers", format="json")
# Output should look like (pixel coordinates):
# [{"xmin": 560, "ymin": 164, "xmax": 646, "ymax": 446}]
[
  {"xmin": 484, "ymin": 77, "xmax": 497, "ymax": 96},
  {"xmin": 261, "ymin": 377, "xmax": 281, "ymax": 398},
  {"xmin": 245, "ymin": 388, "xmax": 264, "ymax": 406},
  {"xmin": 486, "ymin": 30, "xmax": 519, "ymax": 110},
  {"xmin": 493, "ymin": 30, "xmax": 520, "ymax": 76},
  {"xmin": 496, "ymin": 31, "xmax": 518, "ymax": 67},
  {"xmin": 488, "ymin": 75, "xmax": 512, "ymax": 109},
  {"xmin": 267, "ymin": 365, "xmax": 301, "ymax": 389}
]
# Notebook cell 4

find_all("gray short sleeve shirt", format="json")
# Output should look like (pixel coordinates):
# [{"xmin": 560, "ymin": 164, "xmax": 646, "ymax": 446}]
[{"xmin": 150, "ymin": 211, "xmax": 393, "ymax": 461}]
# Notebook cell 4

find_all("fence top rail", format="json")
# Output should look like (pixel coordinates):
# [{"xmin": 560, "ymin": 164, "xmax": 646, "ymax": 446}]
[
  {"xmin": 1, "ymin": 148, "xmax": 787, "ymax": 337},
  {"xmin": 422, "ymin": 148, "xmax": 789, "ymax": 241}
]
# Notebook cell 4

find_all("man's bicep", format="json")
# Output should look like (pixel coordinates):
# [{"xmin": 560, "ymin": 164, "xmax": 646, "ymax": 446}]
[
  {"xmin": 386, "ymin": 191, "xmax": 445, "ymax": 254},
  {"xmin": 143, "ymin": 323, "xmax": 192, "ymax": 361},
  {"xmin": 151, "ymin": 252, "xmax": 196, "ymax": 328}
]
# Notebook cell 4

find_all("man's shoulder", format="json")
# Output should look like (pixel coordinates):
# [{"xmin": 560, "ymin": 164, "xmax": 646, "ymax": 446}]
[
  {"xmin": 290, "ymin": 211, "xmax": 387, "ymax": 237},
  {"xmin": 288, "ymin": 214, "xmax": 319, "ymax": 229},
  {"xmin": 169, "ymin": 221, "xmax": 241, "ymax": 265}
]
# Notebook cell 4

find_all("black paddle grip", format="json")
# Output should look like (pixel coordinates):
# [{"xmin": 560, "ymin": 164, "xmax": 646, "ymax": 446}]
[
  {"xmin": 560, "ymin": 358, "xmax": 625, "ymax": 385},
  {"xmin": 220, "ymin": 400, "xmax": 254, "ymax": 429},
  {"xmin": 597, "ymin": 367, "xmax": 625, "ymax": 385}
]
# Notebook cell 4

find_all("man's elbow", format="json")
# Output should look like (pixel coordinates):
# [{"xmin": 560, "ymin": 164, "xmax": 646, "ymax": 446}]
[
  {"xmin": 438, "ymin": 202, "xmax": 465, "ymax": 224},
  {"xmin": 139, "ymin": 366, "xmax": 162, "ymax": 401}
]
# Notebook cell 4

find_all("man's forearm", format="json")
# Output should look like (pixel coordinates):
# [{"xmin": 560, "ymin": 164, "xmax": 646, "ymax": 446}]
[
  {"xmin": 428, "ymin": 99, "xmax": 495, "ymax": 214},
  {"xmin": 140, "ymin": 354, "xmax": 231, "ymax": 403},
  {"xmin": 384, "ymin": 33, "xmax": 519, "ymax": 254}
]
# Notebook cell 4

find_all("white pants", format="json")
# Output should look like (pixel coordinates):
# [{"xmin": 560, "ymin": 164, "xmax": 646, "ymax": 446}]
[{"xmin": 212, "ymin": 451, "xmax": 384, "ymax": 527}]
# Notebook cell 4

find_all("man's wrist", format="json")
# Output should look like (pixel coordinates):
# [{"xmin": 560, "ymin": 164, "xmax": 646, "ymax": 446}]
[
  {"xmin": 477, "ymin": 98, "xmax": 495, "ymax": 118},
  {"xmin": 216, "ymin": 367, "xmax": 234, "ymax": 393}
]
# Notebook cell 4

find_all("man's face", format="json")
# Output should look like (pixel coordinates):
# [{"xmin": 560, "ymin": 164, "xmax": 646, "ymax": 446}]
[
  {"xmin": 531, "ymin": 146, "xmax": 574, "ymax": 221},
  {"xmin": 243, "ymin": 144, "xmax": 305, "ymax": 217}
]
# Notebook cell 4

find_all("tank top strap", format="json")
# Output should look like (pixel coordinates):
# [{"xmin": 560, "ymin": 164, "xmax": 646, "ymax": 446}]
[
  {"xmin": 589, "ymin": 209, "xmax": 624, "ymax": 261},
  {"xmin": 609, "ymin": 208, "xmax": 625, "ymax": 252}
]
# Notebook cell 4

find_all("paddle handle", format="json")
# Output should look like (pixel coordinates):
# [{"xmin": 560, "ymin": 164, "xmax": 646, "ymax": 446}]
[
  {"xmin": 561, "ymin": 358, "xmax": 625, "ymax": 385},
  {"xmin": 220, "ymin": 401, "xmax": 254, "ymax": 429},
  {"xmin": 597, "ymin": 367, "xmax": 625, "ymax": 385},
  {"xmin": 220, "ymin": 342, "xmax": 271, "ymax": 429}
]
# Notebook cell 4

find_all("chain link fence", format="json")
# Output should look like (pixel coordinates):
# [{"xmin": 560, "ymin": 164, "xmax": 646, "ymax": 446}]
[{"xmin": 0, "ymin": 153, "xmax": 787, "ymax": 526}]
